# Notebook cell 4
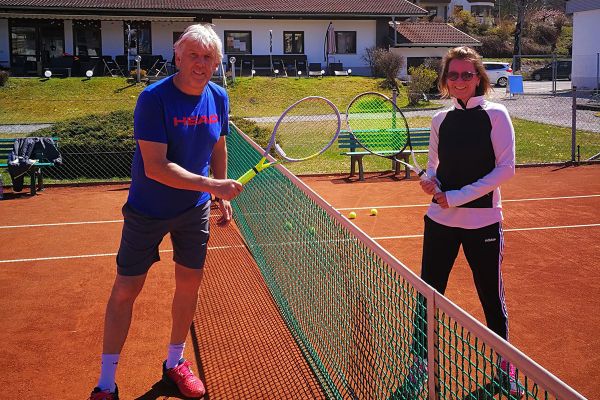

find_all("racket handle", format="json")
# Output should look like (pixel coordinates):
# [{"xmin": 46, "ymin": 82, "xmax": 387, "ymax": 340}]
[
  {"xmin": 237, "ymin": 168, "xmax": 257, "ymax": 185},
  {"xmin": 417, "ymin": 170, "xmax": 441, "ymax": 194}
]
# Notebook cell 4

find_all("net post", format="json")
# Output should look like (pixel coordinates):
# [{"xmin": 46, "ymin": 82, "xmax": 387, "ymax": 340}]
[
  {"xmin": 427, "ymin": 291, "xmax": 438, "ymax": 400},
  {"xmin": 571, "ymin": 86, "xmax": 577, "ymax": 163}
]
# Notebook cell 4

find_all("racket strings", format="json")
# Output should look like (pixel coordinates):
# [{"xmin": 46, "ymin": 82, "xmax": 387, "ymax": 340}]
[
  {"xmin": 346, "ymin": 93, "xmax": 411, "ymax": 154},
  {"xmin": 274, "ymin": 98, "xmax": 340, "ymax": 161}
]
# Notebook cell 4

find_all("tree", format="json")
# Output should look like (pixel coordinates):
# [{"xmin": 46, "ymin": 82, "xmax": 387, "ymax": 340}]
[{"xmin": 407, "ymin": 65, "xmax": 438, "ymax": 106}]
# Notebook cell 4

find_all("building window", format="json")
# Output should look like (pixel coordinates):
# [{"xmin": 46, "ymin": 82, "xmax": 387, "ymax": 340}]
[
  {"xmin": 225, "ymin": 31, "xmax": 252, "ymax": 54},
  {"xmin": 124, "ymin": 21, "xmax": 151, "ymax": 55},
  {"xmin": 471, "ymin": 5, "xmax": 491, "ymax": 17},
  {"xmin": 283, "ymin": 31, "xmax": 304, "ymax": 54},
  {"xmin": 73, "ymin": 20, "xmax": 101, "ymax": 56},
  {"xmin": 335, "ymin": 31, "xmax": 356, "ymax": 54},
  {"xmin": 425, "ymin": 6, "xmax": 438, "ymax": 16}
]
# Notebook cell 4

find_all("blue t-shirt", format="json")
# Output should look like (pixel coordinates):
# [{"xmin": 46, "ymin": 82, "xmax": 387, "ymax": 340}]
[{"xmin": 128, "ymin": 77, "xmax": 229, "ymax": 219}]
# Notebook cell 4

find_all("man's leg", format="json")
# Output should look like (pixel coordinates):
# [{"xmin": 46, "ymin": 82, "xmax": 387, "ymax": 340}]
[
  {"xmin": 161, "ymin": 264, "xmax": 206, "ymax": 398},
  {"xmin": 103, "ymin": 273, "xmax": 148, "ymax": 354},
  {"xmin": 162, "ymin": 202, "xmax": 210, "ymax": 398},
  {"xmin": 170, "ymin": 263, "xmax": 203, "ymax": 345}
]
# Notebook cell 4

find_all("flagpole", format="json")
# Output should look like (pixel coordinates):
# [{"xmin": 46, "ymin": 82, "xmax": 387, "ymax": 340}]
[{"xmin": 269, "ymin": 30, "xmax": 273, "ymax": 73}]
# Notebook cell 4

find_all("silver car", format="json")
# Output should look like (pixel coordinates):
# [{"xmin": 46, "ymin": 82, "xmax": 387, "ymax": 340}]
[{"xmin": 482, "ymin": 61, "xmax": 513, "ymax": 87}]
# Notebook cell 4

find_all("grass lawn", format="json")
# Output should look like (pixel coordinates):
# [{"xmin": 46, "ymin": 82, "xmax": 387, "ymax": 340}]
[
  {"xmin": 0, "ymin": 76, "xmax": 598, "ymax": 174},
  {"xmin": 0, "ymin": 77, "xmax": 143, "ymax": 124}
]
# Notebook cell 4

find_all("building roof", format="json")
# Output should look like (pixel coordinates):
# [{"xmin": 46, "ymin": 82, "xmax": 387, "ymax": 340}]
[
  {"xmin": 417, "ymin": 0, "xmax": 451, "ymax": 4},
  {"xmin": 0, "ymin": 0, "xmax": 428, "ymax": 17},
  {"xmin": 566, "ymin": 0, "xmax": 600, "ymax": 14},
  {"xmin": 391, "ymin": 22, "xmax": 481, "ymax": 46}
]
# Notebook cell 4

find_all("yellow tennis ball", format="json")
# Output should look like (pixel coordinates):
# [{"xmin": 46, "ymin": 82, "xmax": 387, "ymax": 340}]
[
  {"xmin": 284, "ymin": 221, "xmax": 293, "ymax": 231},
  {"xmin": 308, "ymin": 226, "xmax": 316, "ymax": 235},
  {"xmin": 348, "ymin": 211, "xmax": 357, "ymax": 219},
  {"xmin": 370, "ymin": 208, "xmax": 378, "ymax": 216}
]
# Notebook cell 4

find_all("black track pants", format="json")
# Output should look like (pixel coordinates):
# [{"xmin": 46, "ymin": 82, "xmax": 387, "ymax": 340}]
[{"xmin": 421, "ymin": 215, "xmax": 509, "ymax": 340}]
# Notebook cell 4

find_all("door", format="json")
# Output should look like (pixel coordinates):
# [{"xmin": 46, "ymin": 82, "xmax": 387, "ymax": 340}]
[{"xmin": 10, "ymin": 19, "xmax": 64, "ymax": 76}]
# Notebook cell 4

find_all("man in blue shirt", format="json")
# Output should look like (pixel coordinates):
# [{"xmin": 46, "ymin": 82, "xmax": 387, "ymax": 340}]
[{"xmin": 90, "ymin": 24, "xmax": 242, "ymax": 400}]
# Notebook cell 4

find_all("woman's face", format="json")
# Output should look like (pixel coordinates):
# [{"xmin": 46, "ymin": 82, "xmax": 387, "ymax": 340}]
[{"xmin": 446, "ymin": 58, "xmax": 481, "ymax": 104}]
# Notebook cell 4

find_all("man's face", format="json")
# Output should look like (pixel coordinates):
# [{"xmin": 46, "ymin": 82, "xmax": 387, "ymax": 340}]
[{"xmin": 175, "ymin": 40, "xmax": 220, "ymax": 94}]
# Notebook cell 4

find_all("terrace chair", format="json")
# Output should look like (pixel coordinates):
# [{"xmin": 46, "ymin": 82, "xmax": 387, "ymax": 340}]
[
  {"xmin": 101, "ymin": 56, "xmax": 124, "ymax": 77},
  {"xmin": 44, "ymin": 56, "xmax": 74, "ymax": 77},
  {"xmin": 308, "ymin": 63, "xmax": 324, "ymax": 77},
  {"xmin": 295, "ymin": 60, "xmax": 307, "ymax": 77},
  {"xmin": 330, "ymin": 62, "xmax": 350, "ymax": 76},
  {"xmin": 272, "ymin": 59, "xmax": 287, "ymax": 77},
  {"xmin": 147, "ymin": 56, "xmax": 168, "ymax": 77},
  {"xmin": 240, "ymin": 59, "xmax": 254, "ymax": 77},
  {"xmin": 115, "ymin": 55, "xmax": 128, "ymax": 74}
]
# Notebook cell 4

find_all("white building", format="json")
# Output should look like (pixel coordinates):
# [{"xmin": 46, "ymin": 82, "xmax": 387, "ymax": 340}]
[
  {"xmin": 0, "ymin": 0, "xmax": 480, "ymax": 78},
  {"xmin": 414, "ymin": 0, "xmax": 496, "ymax": 25},
  {"xmin": 566, "ymin": 0, "xmax": 600, "ymax": 89}
]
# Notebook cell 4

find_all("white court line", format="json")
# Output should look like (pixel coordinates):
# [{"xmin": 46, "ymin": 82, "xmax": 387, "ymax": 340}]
[
  {"xmin": 0, "ymin": 213, "xmax": 225, "ymax": 230},
  {"xmin": 336, "ymin": 194, "xmax": 600, "ymax": 211},
  {"xmin": 372, "ymin": 223, "xmax": 600, "ymax": 240},
  {"xmin": 0, "ymin": 244, "xmax": 245, "ymax": 264},
  {"xmin": 0, "ymin": 219, "xmax": 123, "ymax": 229}
]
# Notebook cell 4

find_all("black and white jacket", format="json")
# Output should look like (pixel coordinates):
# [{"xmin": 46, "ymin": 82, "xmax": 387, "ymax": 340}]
[{"xmin": 426, "ymin": 96, "xmax": 515, "ymax": 229}]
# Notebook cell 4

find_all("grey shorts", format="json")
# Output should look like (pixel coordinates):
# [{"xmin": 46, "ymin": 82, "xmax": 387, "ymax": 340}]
[{"xmin": 116, "ymin": 201, "xmax": 211, "ymax": 276}]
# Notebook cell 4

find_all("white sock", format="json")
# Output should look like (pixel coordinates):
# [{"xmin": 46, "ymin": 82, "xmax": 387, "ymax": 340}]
[
  {"xmin": 97, "ymin": 354, "xmax": 119, "ymax": 392},
  {"xmin": 166, "ymin": 342, "xmax": 185, "ymax": 369}
]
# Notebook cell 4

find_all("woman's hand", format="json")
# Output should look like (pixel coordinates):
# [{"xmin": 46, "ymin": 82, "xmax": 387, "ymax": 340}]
[
  {"xmin": 433, "ymin": 192, "xmax": 449, "ymax": 209},
  {"xmin": 420, "ymin": 178, "xmax": 438, "ymax": 195}
]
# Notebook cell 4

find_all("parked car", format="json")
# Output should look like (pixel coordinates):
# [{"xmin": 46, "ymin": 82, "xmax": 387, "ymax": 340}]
[
  {"xmin": 531, "ymin": 60, "xmax": 572, "ymax": 81},
  {"xmin": 482, "ymin": 61, "xmax": 513, "ymax": 87}
]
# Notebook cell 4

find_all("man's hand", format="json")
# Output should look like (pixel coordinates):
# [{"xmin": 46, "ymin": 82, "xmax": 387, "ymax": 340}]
[
  {"xmin": 213, "ymin": 179, "xmax": 243, "ymax": 201},
  {"xmin": 216, "ymin": 199, "xmax": 233, "ymax": 226}
]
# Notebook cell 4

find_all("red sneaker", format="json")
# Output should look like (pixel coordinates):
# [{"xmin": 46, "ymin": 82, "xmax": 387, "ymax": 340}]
[
  {"xmin": 162, "ymin": 358, "xmax": 205, "ymax": 398},
  {"xmin": 89, "ymin": 384, "xmax": 118, "ymax": 400}
]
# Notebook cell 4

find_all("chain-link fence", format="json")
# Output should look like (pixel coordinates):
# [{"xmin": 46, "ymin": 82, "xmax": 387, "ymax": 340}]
[{"xmin": 0, "ymin": 84, "xmax": 598, "ymax": 190}]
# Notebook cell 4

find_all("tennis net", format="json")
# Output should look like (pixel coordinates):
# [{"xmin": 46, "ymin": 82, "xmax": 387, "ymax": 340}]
[{"xmin": 227, "ymin": 123, "xmax": 585, "ymax": 400}]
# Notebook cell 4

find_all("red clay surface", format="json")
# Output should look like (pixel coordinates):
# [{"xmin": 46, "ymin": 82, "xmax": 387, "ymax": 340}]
[
  {"xmin": 0, "ymin": 164, "xmax": 598, "ymax": 399},
  {"xmin": 0, "ymin": 185, "xmax": 322, "ymax": 399},
  {"xmin": 301, "ymin": 164, "xmax": 600, "ymax": 399}
]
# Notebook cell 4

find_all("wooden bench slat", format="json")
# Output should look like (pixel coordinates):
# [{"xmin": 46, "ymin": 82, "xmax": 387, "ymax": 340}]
[{"xmin": 337, "ymin": 128, "xmax": 431, "ymax": 181}]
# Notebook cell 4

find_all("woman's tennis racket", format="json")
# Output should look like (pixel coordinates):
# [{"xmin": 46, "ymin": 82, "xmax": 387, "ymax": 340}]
[
  {"xmin": 345, "ymin": 92, "xmax": 440, "ymax": 192},
  {"xmin": 237, "ymin": 96, "xmax": 341, "ymax": 185}
]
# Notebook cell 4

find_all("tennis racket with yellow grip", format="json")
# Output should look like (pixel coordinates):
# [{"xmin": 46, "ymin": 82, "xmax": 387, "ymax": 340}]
[{"xmin": 237, "ymin": 96, "xmax": 341, "ymax": 185}]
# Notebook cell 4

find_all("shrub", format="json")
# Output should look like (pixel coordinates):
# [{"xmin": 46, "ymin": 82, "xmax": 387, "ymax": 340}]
[
  {"xmin": 0, "ymin": 70, "xmax": 9, "ymax": 87},
  {"xmin": 363, "ymin": 47, "xmax": 404, "ymax": 89},
  {"xmin": 521, "ymin": 37, "xmax": 552, "ymax": 55},
  {"xmin": 451, "ymin": 10, "xmax": 479, "ymax": 35},
  {"xmin": 478, "ymin": 34, "xmax": 514, "ymax": 58},
  {"xmin": 129, "ymin": 69, "xmax": 148, "ymax": 79},
  {"xmin": 34, "ymin": 110, "xmax": 135, "ymax": 179},
  {"xmin": 230, "ymin": 116, "xmax": 271, "ymax": 148},
  {"xmin": 407, "ymin": 65, "xmax": 438, "ymax": 106}
]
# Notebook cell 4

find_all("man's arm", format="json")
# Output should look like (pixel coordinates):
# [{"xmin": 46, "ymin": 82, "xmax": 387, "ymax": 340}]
[
  {"xmin": 210, "ymin": 136, "xmax": 235, "ymax": 225},
  {"xmin": 210, "ymin": 135, "xmax": 227, "ymax": 180},
  {"xmin": 138, "ymin": 139, "xmax": 241, "ymax": 201}
]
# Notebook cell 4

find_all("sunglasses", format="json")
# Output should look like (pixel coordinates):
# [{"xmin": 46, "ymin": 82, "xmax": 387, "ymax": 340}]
[{"xmin": 447, "ymin": 71, "xmax": 478, "ymax": 81}]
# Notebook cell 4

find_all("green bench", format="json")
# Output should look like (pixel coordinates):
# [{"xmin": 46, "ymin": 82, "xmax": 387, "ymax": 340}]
[
  {"xmin": 338, "ymin": 128, "xmax": 430, "ymax": 181},
  {"xmin": 0, "ymin": 137, "xmax": 59, "ymax": 195}
]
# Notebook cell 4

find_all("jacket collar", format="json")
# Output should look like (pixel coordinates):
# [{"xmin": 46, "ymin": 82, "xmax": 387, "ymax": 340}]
[{"xmin": 452, "ymin": 95, "xmax": 485, "ymax": 110}]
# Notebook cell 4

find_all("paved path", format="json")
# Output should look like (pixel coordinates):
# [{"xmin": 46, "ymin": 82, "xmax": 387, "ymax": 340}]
[
  {"xmin": 0, "ymin": 124, "xmax": 52, "ymax": 134},
  {"xmin": 402, "ymin": 91, "xmax": 599, "ymax": 133}
]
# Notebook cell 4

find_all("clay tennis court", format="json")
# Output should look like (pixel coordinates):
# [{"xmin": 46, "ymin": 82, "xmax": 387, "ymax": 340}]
[{"xmin": 0, "ymin": 164, "xmax": 598, "ymax": 399}]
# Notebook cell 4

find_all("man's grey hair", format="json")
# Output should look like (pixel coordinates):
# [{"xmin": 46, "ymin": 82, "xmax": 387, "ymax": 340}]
[{"xmin": 173, "ymin": 23, "xmax": 223, "ymax": 64}]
